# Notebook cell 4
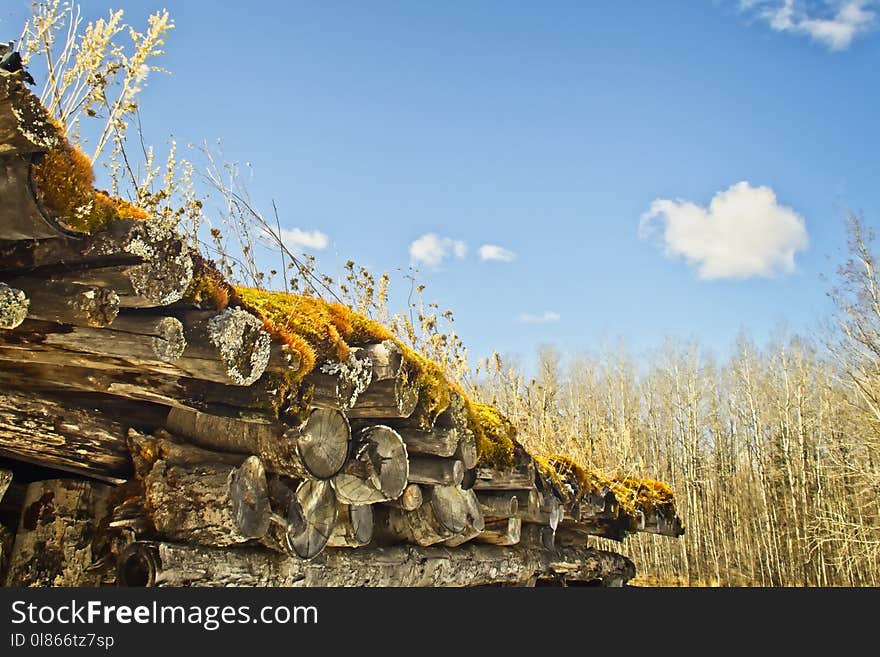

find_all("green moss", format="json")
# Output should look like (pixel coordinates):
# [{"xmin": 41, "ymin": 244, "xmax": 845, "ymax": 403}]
[
  {"xmin": 467, "ymin": 401, "xmax": 517, "ymax": 469},
  {"xmin": 31, "ymin": 142, "xmax": 147, "ymax": 234}
]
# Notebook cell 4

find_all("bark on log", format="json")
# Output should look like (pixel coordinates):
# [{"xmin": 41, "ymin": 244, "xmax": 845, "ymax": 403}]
[
  {"xmin": 0, "ymin": 281, "xmax": 28, "ymax": 329},
  {"xmin": 176, "ymin": 308, "xmax": 271, "ymax": 386},
  {"xmin": 127, "ymin": 428, "xmax": 246, "ymax": 478},
  {"xmin": 8, "ymin": 276, "xmax": 119, "ymax": 327},
  {"xmin": 346, "ymin": 341, "xmax": 419, "ymax": 419},
  {"xmin": 326, "ymin": 504, "xmax": 373, "ymax": 548},
  {"xmin": 4, "ymin": 478, "xmax": 112, "ymax": 586},
  {"xmin": 385, "ymin": 483, "xmax": 423, "ymax": 511},
  {"xmin": 474, "ymin": 517, "xmax": 522, "ymax": 546},
  {"xmin": 407, "ymin": 455, "xmax": 464, "ymax": 487},
  {"xmin": 397, "ymin": 427, "xmax": 460, "ymax": 458},
  {"xmin": 0, "ymin": 74, "xmax": 64, "ymax": 156},
  {"xmin": 143, "ymin": 456, "xmax": 271, "ymax": 547},
  {"xmin": 117, "ymin": 540, "xmax": 636, "ymax": 587},
  {"xmin": 332, "ymin": 425, "xmax": 408, "ymax": 504},
  {"xmin": 0, "ymin": 389, "xmax": 132, "ymax": 482}
]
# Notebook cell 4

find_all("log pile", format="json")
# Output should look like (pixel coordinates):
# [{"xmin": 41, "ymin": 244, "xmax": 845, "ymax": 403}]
[{"xmin": 0, "ymin": 71, "xmax": 682, "ymax": 587}]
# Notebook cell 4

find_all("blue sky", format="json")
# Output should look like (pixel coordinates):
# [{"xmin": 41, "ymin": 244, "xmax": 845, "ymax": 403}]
[{"xmin": 3, "ymin": 1, "xmax": 879, "ymax": 369}]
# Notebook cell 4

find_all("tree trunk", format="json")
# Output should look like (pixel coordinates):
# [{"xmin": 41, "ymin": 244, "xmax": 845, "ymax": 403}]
[
  {"xmin": 346, "ymin": 341, "xmax": 419, "ymax": 419},
  {"xmin": 4, "ymin": 478, "xmax": 112, "ymax": 586},
  {"xmin": 117, "ymin": 540, "xmax": 636, "ymax": 587},
  {"xmin": 407, "ymin": 455, "xmax": 464, "ymax": 487},
  {"xmin": 0, "ymin": 389, "xmax": 132, "ymax": 482},
  {"xmin": 332, "ymin": 425, "xmax": 408, "ymax": 504},
  {"xmin": 326, "ymin": 504, "xmax": 373, "ymax": 548},
  {"xmin": 0, "ymin": 281, "xmax": 28, "ymax": 329},
  {"xmin": 397, "ymin": 427, "xmax": 460, "ymax": 458},
  {"xmin": 7, "ymin": 276, "xmax": 119, "ymax": 327},
  {"xmin": 474, "ymin": 517, "xmax": 522, "ymax": 546},
  {"xmin": 143, "ymin": 456, "xmax": 271, "ymax": 548},
  {"xmin": 6, "ymin": 316, "xmax": 186, "ymax": 364},
  {"xmin": 176, "ymin": 308, "xmax": 271, "ymax": 386},
  {"xmin": 475, "ymin": 491, "xmax": 520, "ymax": 519}
]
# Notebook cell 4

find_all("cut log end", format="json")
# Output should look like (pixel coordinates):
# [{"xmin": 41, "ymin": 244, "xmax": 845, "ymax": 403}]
[
  {"xmin": 153, "ymin": 316, "xmax": 186, "ymax": 362},
  {"xmin": 0, "ymin": 282, "xmax": 28, "ymax": 329},
  {"xmin": 289, "ymin": 479, "xmax": 337, "ymax": 559},
  {"xmin": 229, "ymin": 456, "xmax": 272, "ymax": 539},
  {"xmin": 207, "ymin": 307, "xmax": 271, "ymax": 386},
  {"xmin": 297, "ymin": 407, "xmax": 351, "ymax": 479}
]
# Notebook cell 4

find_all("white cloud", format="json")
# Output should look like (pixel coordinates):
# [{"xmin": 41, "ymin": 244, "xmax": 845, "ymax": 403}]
[
  {"xmin": 479, "ymin": 244, "xmax": 517, "ymax": 262},
  {"xmin": 517, "ymin": 311, "xmax": 561, "ymax": 324},
  {"xmin": 409, "ymin": 233, "xmax": 467, "ymax": 267},
  {"xmin": 639, "ymin": 181, "xmax": 808, "ymax": 280},
  {"xmin": 741, "ymin": 0, "xmax": 877, "ymax": 50},
  {"xmin": 279, "ymin": 227, "xmax": 329, "ymax": 251}
]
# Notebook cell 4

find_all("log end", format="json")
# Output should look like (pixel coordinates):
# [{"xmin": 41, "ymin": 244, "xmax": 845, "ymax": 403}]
[
  {"xmin": 207, "ymin": 307, "xmax": 271, "ymax": 386},
  {"xmin": 0, "ymin": 282, "xmax": 28, "ymax": 329}
]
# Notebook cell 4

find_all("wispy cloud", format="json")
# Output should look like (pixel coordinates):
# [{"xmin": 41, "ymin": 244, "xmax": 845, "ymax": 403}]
[
  {"xmin": 517, "ymin": 310, "xmax": 561, "ymax": 324},
  {"xmin": 280, "ymin": 227, "xmax": 329, "ymax": 251},
  {"xmin": 409, "ymin": 233, "xmax": 467, "ymax": 267},
  {"xmin": 639, "ymin": 181, "xmax": 808, "ymax": 280},
  {"xmin": 479, "ymin": 244, "xmax": 517, "ymax": 262},
  {"xmin": 740, "ymin": 0, "xmax": 877, "ymax": 50}
]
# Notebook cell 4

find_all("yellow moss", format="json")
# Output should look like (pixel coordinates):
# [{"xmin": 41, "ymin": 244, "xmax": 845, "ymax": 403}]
[
  {"xmin": 467, "ymin": 401, "xmax": 516, "ymax": 469},
  {"xmin": 31, "ymin": 142, "xmax": 147, "ymax": 234}
]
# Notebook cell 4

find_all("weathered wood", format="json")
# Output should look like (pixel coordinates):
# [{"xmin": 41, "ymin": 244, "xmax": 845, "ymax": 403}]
[
  {"xmin": 6, "ymin": 316, "xmax": 186, "ymax": 364},
  {"xmin": 306, "ymin": 350, "xmax": 372, "ymax": 410},
  {"xmin": 176, "ymin": 308, "xmax": 270, "ymax": 386},
  {"xmin": 475, "ymin": 491, "xmax": 520, "ymax": 519},
  {"xmin": 407, "ymin": 455, "xmax": 464, "ymax": 487},
  {"xmin": 347, "ymin": 341, "xmax": 419, "ymax": 419},
  {"xmin": 8, "ymin": 276, "xmax": 119, "ymax": 327},
  {"xmin": 454, "ymin": 429, "xmax": 477, "ymax": 470},
  {"xmin": 378, "ymin": 485, "xmax": 470, "ymax": 547},
  {"xmin": 288, "ymin": 479, "xmax": 337, "ymax": 559},
  {"xmin": 0, "ymin": 281, "xmax": 28, "ymax": 329},
  {"xmin": 117, "ymin": 540, "xmax": 636, "ymax": 587},
  {"xmin": 474, "ymin": 517, "xmax": 522, "ymax": 546},
  {"xmin": 0, "ymin": 389, "xmax": 132, "ymax": 482},
  {"xmin": 4, "ymin": 478, "xmax": 112, "ymax": 586},
  {"xmin": 397, "ymin": 426, "xmax": 460, "ymax": 458},
  {"xmin": 0, "ymin": 468, "xmax": 11, "ymax": 503},
  {"xmin": 326, "ymin": 504, "xmax": 374, "ymax": 548},
  {"xmin": 521, "ymin": 523, "xmax": 556, "ymax": 550},
  {"xmin": 165, "ymin": 406, "xmax": 307, "ymax": 478},
  {"xmin": 333, "ymin": 425, "xmax": 408, "ymax": 504},
  {"xmin": 517, "ymin": 493, "xmax": 564, "ymax": 530},
  {"xmin": 442, "ymin": 488, "xmax": 485, "ymax": 547},
  {"xmin": 473, "ymin": 467, "xmax": 534, "ymax": 490},
  {"xmin": 0, "ymin": 154, "xmax": 70, "ymax": 240},
  {"xmin": 0, "ymin": 523, "xmax": 11, "ymax": 584},
  {"xmin": 143, "ymin": 456, "xmax": 271, "ymax": 547},
  {"xmin": 0, "ymin": 74, "xmax": 64, "ymax": 156},
  {"xmin": 60, "ymin": 260, "xmax": 190, "ymax": 309},
  {"xmin": 295, "ymin": 407, "xmax": 351, "ymax": 479},
  {"xmin": 127, "ymin": 428, "xmax": 245, "ymax": 478},
  {"xmin": 385, "ymin": 483, "xmax": 423, "ymax": 511}
]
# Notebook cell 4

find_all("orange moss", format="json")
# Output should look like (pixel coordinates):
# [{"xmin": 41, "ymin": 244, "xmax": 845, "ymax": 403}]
[{"xmin": 31, "ymin": 141, "xmax": 147, "ymax": 234}]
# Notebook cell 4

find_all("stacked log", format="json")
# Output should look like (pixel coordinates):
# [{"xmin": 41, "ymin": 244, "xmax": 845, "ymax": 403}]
[{"xmin": 0, "ymin": 70, "xmax": 682, "ymax": 588}]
